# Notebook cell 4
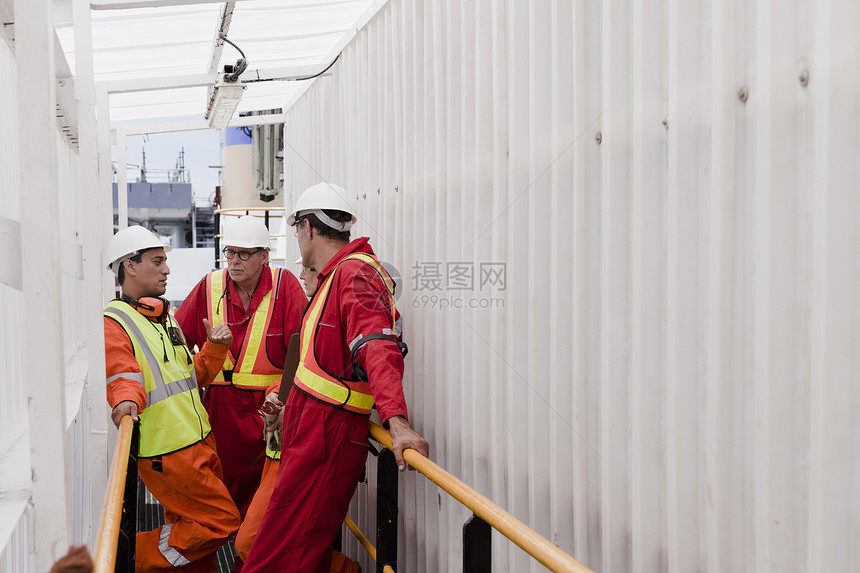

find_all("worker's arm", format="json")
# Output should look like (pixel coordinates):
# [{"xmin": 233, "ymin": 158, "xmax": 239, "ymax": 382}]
[
  {"xmin": 104, "ymin": 317, "xmax": 147, "ymax": 428},
  {"xmin": 190, "ymin": 318, "xmax": 232, "ymax": 387},
  {"xmin": 341, "ymin": 263, "xmax": 429, "ymax": 469},
  {"xmin": 342, "ymin": 267, "xmax": 409, "ymax": 423}
]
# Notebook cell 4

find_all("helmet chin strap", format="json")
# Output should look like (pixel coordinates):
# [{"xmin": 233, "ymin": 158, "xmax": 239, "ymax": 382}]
[
  {"xmin": 303, "ymin": 209, "xmax": 353, "ymax": 232},
  {"xmin": 121, "ymin": 293, "xmax": 170, "ymax": 319}
]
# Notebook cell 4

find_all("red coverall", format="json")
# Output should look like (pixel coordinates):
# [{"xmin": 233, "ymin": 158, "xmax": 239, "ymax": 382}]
[
  {"xmin": 174, "ymin": 266, "xmax": 307, "ymax": 517},
  {"xmin": 243, "ymin": 238, "xmax": 409, "ymax": 573},
  {"xmin": 234, "ymin": 380, "xmax": 360, "ymax": 573},
  {"xmin": 104, "ymin": 315, "xmax": 240, "ymax": 572}
]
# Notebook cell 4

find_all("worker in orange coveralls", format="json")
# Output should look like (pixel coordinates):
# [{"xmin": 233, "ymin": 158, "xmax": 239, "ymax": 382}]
[
  {"xmin": 103, "ymin": 226, "xmax": 240, "ymax": 572},
  {"xmin": 174, "ymin": 216, "xmax": 308, "ymax": 524},
  {"xmin": 243, "ymin": 183, "xmax": 430, "ymax": 573},
  {"xmin": 235, "ymin": 263, "xmax": 360, "ymax": 573}
]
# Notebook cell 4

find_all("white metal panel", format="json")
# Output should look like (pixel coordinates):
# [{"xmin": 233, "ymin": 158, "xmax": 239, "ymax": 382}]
[
  {"xmin": 0, "ymin": 71, "xmax": 96, "ymax": 573},
  {"xmin": 67, "ymin": 392, "xmax": 91, "ymax": 546},
  {"xmin": 16, "ymin": 0, "xmax": 72, "ymax": 568},
  {"xmin": 0, "ymin": 514, "xmax": 33, "ymax": 573},
  {"xmin": 74, "ymin": 0, "xmax": 111, "ymax": 546},
  {"xmin": 1, "ymin": 2, "xmax": 93, "ymax": 568},
  {"xmin": 0, "ymin": 33, "xmax": 24, "ymax": 462},
  {"xmin": 281, "ymin": 0, "xmax": 860, "ymax": 572},
  {"xmin": 809, "ymin": 2, "xmax": 859, "ymax": 571},
  {"xmin": 0, "ymin": 24, "xmax": 30, "ymax": 573}
]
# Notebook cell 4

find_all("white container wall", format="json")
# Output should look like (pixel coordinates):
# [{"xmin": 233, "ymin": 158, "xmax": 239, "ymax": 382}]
[
  {"xmin": 282, "ymin": 0, "xmax": 860, "ymax": 571},
  {"xmin": 0, "ymin": 2, "xmax": 105, "ymax": 568}
]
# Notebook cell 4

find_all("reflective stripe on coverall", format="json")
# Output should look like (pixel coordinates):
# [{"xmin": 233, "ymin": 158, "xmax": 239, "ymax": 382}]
[
  {"xmin": 104, "ymin": 301, "xmax": 240, "ymax": 571},
  {"xmin": 176, "ymin": 264, "xmax": 308, "ymax": 519},
  {"xmin": 104, "ymin": 300, "xmax": 210, "ymax": 457},
  {"xmin": 292, "ymin": 253, "xmax": 395, "ymax": 414},
  {"xmin": 243, "ymin": 240, "xmax": 406, "ymax": 573},
  {"xmin": 207, "ymin": 267, "xmax": 283, "ymax": 389}
]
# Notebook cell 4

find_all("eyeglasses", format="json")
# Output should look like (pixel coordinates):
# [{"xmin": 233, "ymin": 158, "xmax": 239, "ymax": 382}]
[
  {"xmin": 292, "ymin": 218, "xmax": 304, "ymax": 237},
  {"xmin": 222, "ymin": 248, "xmax": 262, "ymax": 261}
]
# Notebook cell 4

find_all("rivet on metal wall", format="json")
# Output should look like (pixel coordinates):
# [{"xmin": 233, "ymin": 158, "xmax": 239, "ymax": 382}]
[
  {"xmin": 737, "ymin": 86, "xmax": 748, "ymax": 103},
  {"xmin": 595, "ymin": 132, "xmax": 602, "ymax": 145},
  {"xmin": 377, "ymin": 188, "xmax": 380, "ymax": 194},
  {"xmin": 395, "ymin": 186, "xmax": 399, "ymax": 193},
  {"xmin": 799, "ymin": 69, "xmax": 809, "ymax": 87},
  {"xmin": 662, "ymin": 116, "xmax": 669, "ymax": 129},
  {"xmin": 362, "ymin": 193, "xmax": 367, "ymax": 199}
]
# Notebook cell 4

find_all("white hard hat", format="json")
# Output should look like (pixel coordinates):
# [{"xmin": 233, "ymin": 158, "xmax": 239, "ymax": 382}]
[
  {"xmin": 106, "ymin": 226, "xmax": 172, "ymax": 275},
  {"xmin": 222, "ymin": 216, "xmax": 271, "ymax": 249},
  {"xmin": 286, "ymin": 182, "xmax": 358, "ymax": 230}
]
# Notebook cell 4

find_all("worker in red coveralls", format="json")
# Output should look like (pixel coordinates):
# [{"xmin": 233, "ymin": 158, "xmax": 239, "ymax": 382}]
[
  {"xmin": 174, "ymin": 215, "xmax": 308, "ymax": 529},
  {"xmin": 242, "ymin": 182, "xmax": 429, "ymax": 572},
  {"xmin": 103, "ymin": 226, "xmax": 240, "ymax": 571},
  {"xmin": 236, "ymin": 261, "xmax": 361, "ymax": 573}
]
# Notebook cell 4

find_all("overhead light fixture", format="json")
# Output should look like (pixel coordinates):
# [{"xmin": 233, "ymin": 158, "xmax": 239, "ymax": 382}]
[{"xmin": 207, "ymin": 81, "xmax": 246, "ymax": 129}]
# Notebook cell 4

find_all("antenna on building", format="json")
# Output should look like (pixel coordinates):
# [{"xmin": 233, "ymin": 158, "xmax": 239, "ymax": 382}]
[{"xmin": 140, "ymin": 148, "xmax": 147, "ymax": 183}]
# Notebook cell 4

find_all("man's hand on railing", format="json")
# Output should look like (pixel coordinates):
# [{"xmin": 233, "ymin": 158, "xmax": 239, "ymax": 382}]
[
  {"xmin": 111, "ymin": 400, "xmax": 139, "ymax": 428},
  {"xmin": 386, "ymin": 415, "xmax": 429, "ymax": 471}
]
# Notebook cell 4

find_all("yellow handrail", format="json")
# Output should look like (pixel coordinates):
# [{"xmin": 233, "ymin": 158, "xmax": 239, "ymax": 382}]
[
  {"xmin": 344, "ymin": 515, "xmax": 376, "ymax": 561},
  {"xmin": 369, "ymin": 422, "xmax": 592, "ymax": 573},
  {"xmin": 93, "ymin": 415, "xmax": 135, "ymax": 573},
  {"xmin": 343, "ymin": 515, "xmax": 395, "ymax": 573}
]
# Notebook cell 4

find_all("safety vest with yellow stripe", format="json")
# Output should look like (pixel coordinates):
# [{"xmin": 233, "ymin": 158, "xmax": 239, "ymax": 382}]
[
  {"xmin": 293, "ymin": 253, "xmax": 397, "ymax": 415},
  {"xmin": 104, "ymin": 300, "xmax": 211, "ymax": 458},
  {"xmin": 206, "ymin": 267, "xmax": 284, "ymax": 390}
]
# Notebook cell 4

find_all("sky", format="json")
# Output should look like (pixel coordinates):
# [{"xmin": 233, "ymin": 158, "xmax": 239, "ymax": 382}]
[{"xmin": 114, "ymin": 128, "xmax": 223, "ymax": 208}]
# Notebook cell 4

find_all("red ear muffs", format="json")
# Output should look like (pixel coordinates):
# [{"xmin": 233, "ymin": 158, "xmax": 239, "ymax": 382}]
[{"xmin": 122, "ymin": 294, "xmax": 170, "ymax": 319}]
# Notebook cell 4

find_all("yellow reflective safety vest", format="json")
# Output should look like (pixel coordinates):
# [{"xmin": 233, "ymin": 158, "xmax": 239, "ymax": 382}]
[
  {"xmin": 293, "ymin": 253, "xmax": 396, "ymax": 415},
  {"xmin": 104, "ymin": 300, "xmax": 211, "ymax": 458},
  {"xmin": 266, "ymin": 438, "xmax": 280, "ymax": 461},
  {"xmin": 206, "ymin": 267, "xmax": 284, "ymax": 390}
]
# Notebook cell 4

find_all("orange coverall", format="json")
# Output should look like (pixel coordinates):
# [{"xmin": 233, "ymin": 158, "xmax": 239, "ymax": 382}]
[{"xmin": 105, "ymin": 316, "xmax": 240, "ymax": 572}]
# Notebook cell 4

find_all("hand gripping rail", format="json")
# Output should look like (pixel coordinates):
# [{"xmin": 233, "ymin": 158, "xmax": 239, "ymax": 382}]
[{"xmin": 368, "ymin": 421, "xmax": 592, "ymax": 573}]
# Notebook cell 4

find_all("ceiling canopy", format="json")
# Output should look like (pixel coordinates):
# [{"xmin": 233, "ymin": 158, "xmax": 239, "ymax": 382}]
[{"xmin": 54, "ymin": 0, "xmax": 383, "ymax": 125}]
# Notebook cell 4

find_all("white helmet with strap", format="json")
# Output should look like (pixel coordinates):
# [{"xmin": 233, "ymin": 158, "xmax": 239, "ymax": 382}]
[
  {"xmin": 286, "ymin": 182, "xmax": 358, "ymax": 231},
  {"xmin": 106, "ymin": 226, "xmax": 172, "ymax": 275}
]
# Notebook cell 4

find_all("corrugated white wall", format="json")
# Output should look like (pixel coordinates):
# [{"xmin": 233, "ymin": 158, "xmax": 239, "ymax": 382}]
[
  {"xmin": 0, "ymin": 20, "xmax": 24, "ymax": 464},
  {"xmin": 0, "ymin": 31, "xmax": 30, "ymax": 573},
  {"xmin": 0, "ymin": 15, "xmax": 97, "ymax": 570},
  {"xmin": 282, "ymin": 0, "xmax": 860, "ymax": 571}
]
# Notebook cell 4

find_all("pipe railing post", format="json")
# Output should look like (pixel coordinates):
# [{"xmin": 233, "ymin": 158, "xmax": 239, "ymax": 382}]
[
  {"xmin": 115, "ymin": 421, "xmax": 140, "ymax": 572},
  {"xmin": 376, "ymin": 448, "xmax": 398, "ymax": 573},
  {"xmin": 463, "ymin": 513, "xmax": 492, "ymax": 573}
]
